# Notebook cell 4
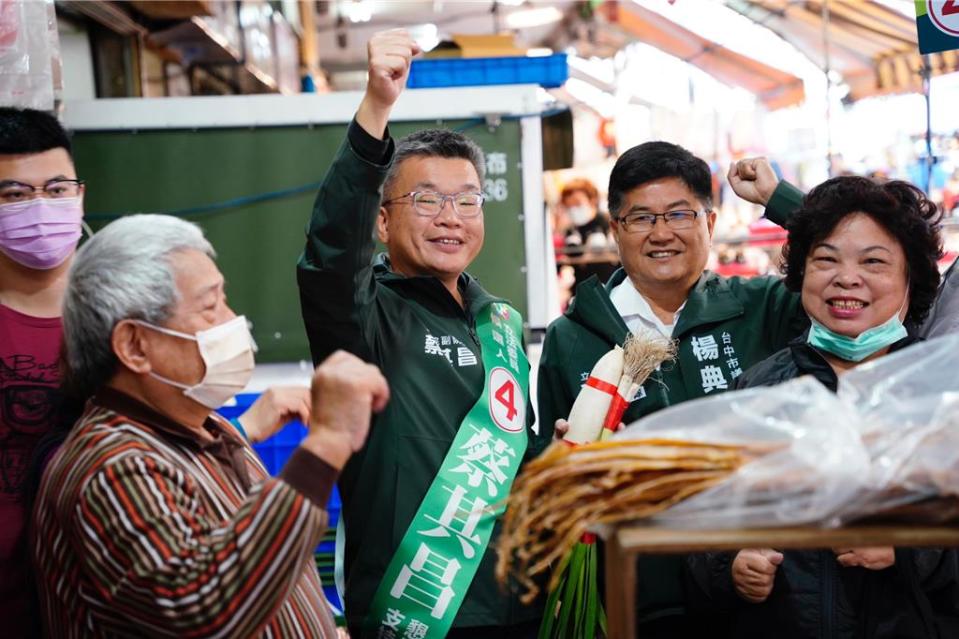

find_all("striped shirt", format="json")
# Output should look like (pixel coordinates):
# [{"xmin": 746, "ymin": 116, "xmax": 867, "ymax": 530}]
[{"xmin": 32, "ymin": 387, "xmax": 340, "ymax": 638}]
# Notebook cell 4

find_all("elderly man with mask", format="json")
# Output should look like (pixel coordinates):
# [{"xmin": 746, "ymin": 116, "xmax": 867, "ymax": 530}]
[
  {"xmin": 0, "ymin": 108, "xmax": 313, "ymax": 636},
  {"xmin": 32, "ymin": 214, "xmax": 389, "ymax": 638},
  {"xmin": 538, "ymin": 143, "xmax": 809, "ymax": 637}
]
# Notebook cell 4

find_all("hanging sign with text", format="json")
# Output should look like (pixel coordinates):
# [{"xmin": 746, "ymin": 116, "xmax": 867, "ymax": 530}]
[{"xmin": 917, "ymin": 1, "xmax": 959, "ymax": 54}]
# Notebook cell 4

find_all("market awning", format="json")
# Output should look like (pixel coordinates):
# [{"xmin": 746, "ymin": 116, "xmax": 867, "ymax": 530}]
[
  {"xmin": 599, "ymin": 1, "xmax": 805, "ymax": 110},
  {"xmin": 726, "ymin": 0, "xmax": 959, "ymax": 101}
]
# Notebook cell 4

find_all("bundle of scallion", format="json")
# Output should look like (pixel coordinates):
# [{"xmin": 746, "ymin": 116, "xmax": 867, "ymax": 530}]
[{"xmin": 515, "ymin": 332, "xmax": 675, "ymax": 638}]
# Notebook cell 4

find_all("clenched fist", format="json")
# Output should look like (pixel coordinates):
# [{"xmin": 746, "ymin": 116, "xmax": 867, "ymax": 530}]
[
  {"xmin": 732, "ymin": 548, "xmax": 783, "ymax": 603},
  {"xmin": 356, "ymin": 30, "xmax": 421, "ymax": 139},
  {"xmin": 728, "ymin": 157, "xmax": 779, "ymax": 207},
  {"xmin": 238, "ymin": 386, "xmax": 311, "ymax": 443}
]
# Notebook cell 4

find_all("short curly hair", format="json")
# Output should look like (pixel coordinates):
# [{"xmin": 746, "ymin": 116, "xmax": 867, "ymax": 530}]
[
  {"xmin": 560, "ymin": 178, "xmax": 599, "ymax": 205},
  {"xmin": 781, "ymin": 176, "xmax": 943, "ymax": 325}
]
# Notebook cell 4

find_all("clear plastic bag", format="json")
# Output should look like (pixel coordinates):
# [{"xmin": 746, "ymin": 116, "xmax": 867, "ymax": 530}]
[
  {"xmin": 612, "ymin": 334, "xmax": 959, "ymax": 529},
  {"xmin": 0, "ymin": 0, "xmax": 28, "ymax": 75},
  {"xmin": 838, "ymin": 335, "xmax": 959, "ymax": 523},
  {"xmin": 0, "ymin": 0, "xmax": 58, "ymax": 110}
]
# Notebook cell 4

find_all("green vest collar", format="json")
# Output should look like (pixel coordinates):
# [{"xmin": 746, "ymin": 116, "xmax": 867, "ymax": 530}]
[
  {"xmin": 373, "ymin": 252, "xmax": 502, "ymax": 317},
  {"xmin": 671, "ymin": 271, "xmax": 745, "ymax": 338},
  {"xmin": 565, "ymin": 269, "xmax": 631, "ymax": 345},
  {"xmin": 568, "ymin": 268, "xmax": 745, "ymax": 341}
]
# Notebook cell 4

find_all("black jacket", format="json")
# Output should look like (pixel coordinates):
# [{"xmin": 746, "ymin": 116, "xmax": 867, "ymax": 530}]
[
  {"xmin": 733, "ymin": 330, "xmax": 918, "ymax": 393},
  {"xmin": 686, "ymin": 333, "xmax": 959, "ymax": 638}
]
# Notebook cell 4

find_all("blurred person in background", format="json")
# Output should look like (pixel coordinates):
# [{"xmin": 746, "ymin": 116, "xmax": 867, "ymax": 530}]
[{"xmin": 559, "ymin": 177, "xmax": 618, "ymax": 286}]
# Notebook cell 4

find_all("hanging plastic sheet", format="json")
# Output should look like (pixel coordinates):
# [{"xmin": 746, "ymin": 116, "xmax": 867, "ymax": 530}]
[
  {"xmin": 0, "ymin": 0, "xmax": 59, "ymax": 110},
  {"xmin": 611, "ymin": 334, "xmax": 959, "ymax": 529}
]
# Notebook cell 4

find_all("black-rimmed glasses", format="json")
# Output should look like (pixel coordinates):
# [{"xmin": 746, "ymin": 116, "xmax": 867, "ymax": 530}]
[
  {"xmin": 0, "ymin": 179, "xmax": 85, "ymax": 204},
  {"xmin": 617, "ymin": 209, "xmax": 701, "ymax": 233}
]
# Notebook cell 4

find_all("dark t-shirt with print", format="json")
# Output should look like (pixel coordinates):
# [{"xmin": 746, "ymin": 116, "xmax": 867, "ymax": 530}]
[{"xmin": 0, "ymin": 304, "xmax": 61, "ymax": 639}]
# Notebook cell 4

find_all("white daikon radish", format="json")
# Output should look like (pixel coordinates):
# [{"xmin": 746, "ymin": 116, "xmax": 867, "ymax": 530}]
[
  {"xmin": 563, "ymin": 345, "xmax": 624, "ymax": 445},
  {"xmin": 598, "ymin": 331, "xmax": 676, "ymax": 441}
]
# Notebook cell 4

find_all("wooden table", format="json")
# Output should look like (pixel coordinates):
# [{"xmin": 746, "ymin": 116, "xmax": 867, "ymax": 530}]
[{"xmin": 603, "ymin": 524, "xmax": 959, "ymax": 638}]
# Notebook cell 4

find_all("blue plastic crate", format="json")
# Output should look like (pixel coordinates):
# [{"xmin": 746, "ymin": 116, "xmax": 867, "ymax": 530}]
[
  {"xmin": 407, "ymin": 53, "xmax": 568, "ymax": 89},
  {"xmin": 216, "ymin": 392, "xmax": 257, "ymax": 422},
  {"xmin": 251, "ymin": 421, "xmax": 308, "ymax": 477}
]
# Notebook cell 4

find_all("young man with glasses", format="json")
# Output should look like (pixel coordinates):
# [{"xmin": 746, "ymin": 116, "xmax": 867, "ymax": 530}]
[
  {"xmin": 297, "ymin": 30, "xmax": 547, "ymax": 638},
  {"xmin": 0, "ymin": 107, "xmax": 85, "ymax": 639},
  {"xmin": 538, "ymin": 141, "xmax": 808, "ymax": 639}
]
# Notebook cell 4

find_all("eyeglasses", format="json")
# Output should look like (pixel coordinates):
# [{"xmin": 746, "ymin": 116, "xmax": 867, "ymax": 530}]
[
  {"xmin": 617, "ymin": 209, "xmax": 701, "ymax": 233},
  {"xmin": 383, "ymin": 190, "xmax": 485, "ymax": 218},
  {"xmin": 0, "ymin": 179, "xmax": 84, "ymax": 204}
]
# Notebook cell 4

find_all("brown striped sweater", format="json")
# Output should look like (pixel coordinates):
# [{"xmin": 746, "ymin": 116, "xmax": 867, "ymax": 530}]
[{"xmin": 32, "ymin": 387, "xmax": 340, "ymax": 638}]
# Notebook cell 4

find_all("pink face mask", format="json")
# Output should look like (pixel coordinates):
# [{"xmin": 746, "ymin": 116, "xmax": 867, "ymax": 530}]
[{"xmin": 0, "ymin": 196, "xmax": 83, "ymax": 270}]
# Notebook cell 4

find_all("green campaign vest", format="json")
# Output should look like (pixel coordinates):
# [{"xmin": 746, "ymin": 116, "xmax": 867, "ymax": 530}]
[{"xmin": 364, "ymin": 302, "xmax": 529, "ymax": 638}]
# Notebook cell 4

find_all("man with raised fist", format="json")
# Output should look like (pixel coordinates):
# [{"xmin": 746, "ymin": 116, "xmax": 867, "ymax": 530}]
[{"xmin": 298, "ymin": 30, "xmax": 547, "ymax": 638}]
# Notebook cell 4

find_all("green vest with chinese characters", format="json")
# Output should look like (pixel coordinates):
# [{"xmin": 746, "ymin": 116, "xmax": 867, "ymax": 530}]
[
  {"xmin": 365, "ymin": 302, "xmax": 529, "ymax": 638},
  {"xmin": 536, "ymin": 268, "xmax": 806, "ymax": 622}
]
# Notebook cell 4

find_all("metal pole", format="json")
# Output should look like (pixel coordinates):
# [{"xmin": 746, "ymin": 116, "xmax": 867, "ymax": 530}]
[
  {"xmin": 822, "ymin": 0, "xmax": 833, "ymax": 177},
  {"xmin": 923, "ymin": 55, "xmax": 934, "ymax": 194},
  {"xmin": 491, "ymin": 1, "xmax": 502, "ymax": 33}
]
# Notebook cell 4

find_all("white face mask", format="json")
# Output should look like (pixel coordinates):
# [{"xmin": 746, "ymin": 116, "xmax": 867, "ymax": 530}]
[
  {"xmin": 133, "ymin": 315, "xmax": 256, "ymax": 409},
  {"xmin": 567, "ymin": 205, "xmax": 594, "ymax": 226}
]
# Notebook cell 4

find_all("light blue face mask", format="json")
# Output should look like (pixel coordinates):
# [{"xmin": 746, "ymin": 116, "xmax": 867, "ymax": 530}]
[{"xmin": 807, "ymin": 306, "xmax": 908, "ymax": 363}]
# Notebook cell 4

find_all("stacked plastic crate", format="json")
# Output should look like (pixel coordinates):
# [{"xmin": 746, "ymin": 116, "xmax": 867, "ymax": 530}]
[{"xmin": 406, "ymin": 53, "xmax": 568, "ymax": 89}]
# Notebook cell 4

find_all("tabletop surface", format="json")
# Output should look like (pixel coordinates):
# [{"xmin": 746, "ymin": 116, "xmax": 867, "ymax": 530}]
[{"xmin": 609, "ymin": 524, "xmax": 959, "ymax": 554}]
